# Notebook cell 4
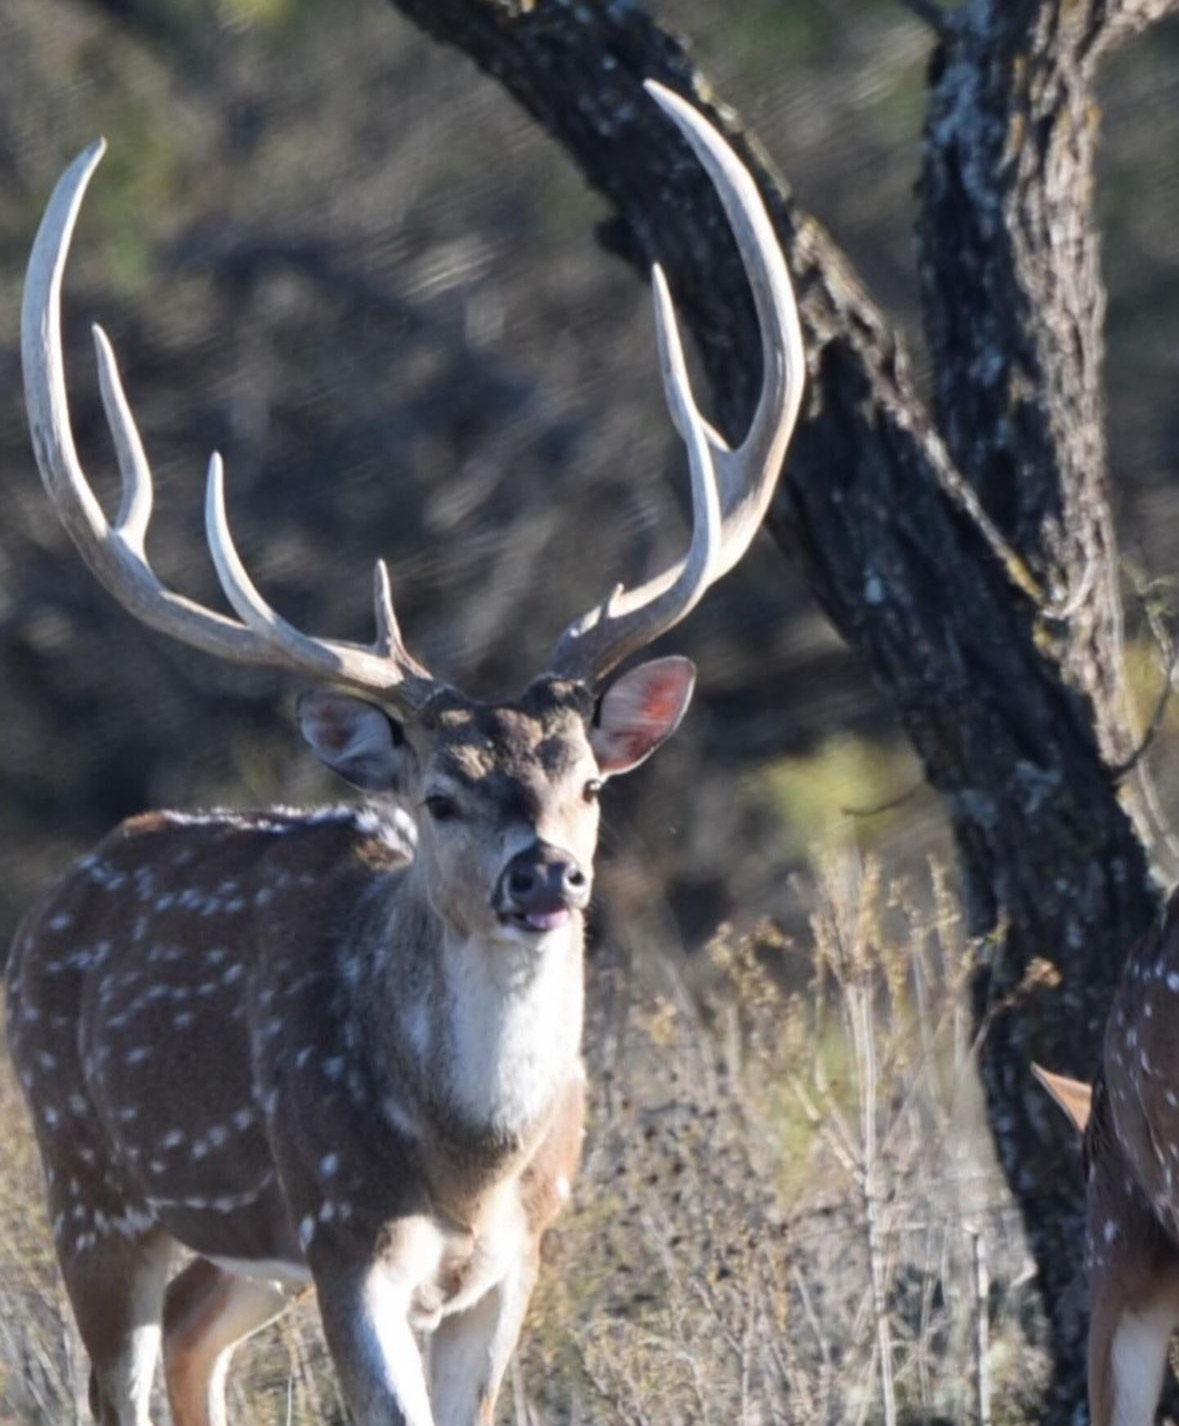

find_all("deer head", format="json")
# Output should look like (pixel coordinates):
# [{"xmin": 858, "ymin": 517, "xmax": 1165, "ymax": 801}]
[
  {"xmin": 296, "ymin": 662, "xmax": 695, "ymax": 944},
  {"xmin": 23, "ymin": 84, "xmax": 802, "ymax": 946}
]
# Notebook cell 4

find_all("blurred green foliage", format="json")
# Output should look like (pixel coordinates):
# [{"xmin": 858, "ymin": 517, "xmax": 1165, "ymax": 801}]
[{"xmin": 753, "ymin": 734, "xmax": 926, "ymax": 856}]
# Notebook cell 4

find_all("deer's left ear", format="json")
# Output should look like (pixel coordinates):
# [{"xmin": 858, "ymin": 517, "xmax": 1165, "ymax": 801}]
[
  {"xmin": 591, "ymin": 656, "xmax": 696, "ymax": 778},
  {"xmin": 1031, "ymin": 1064, "xmax": 1093, "ymax": 1135}
]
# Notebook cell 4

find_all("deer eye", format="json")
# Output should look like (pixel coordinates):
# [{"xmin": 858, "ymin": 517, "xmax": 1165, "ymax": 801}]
[
  {"xmin": 583, "ymin": 778, "xmax": 603, "ymax": 804},
  {"xmin": 424, "ymin": 794, "xmax": 461, "ymax": 823}
]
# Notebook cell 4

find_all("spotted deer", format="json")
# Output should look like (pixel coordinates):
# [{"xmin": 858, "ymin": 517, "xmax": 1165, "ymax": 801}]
[
  {"xmin": 6, "ymin": 83, "xmax": 804, "ymax": 1426},
  {"xmin": 1035, "ymin": 886, "xmax": 1179, "ymax": 1426}
]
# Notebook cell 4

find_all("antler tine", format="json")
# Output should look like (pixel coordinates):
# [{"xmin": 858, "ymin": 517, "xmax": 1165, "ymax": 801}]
[
  {"xmin": 23, "ymin": 140, "xmax": 438, "ymax": 714},
  {"xmin": 549, "ymin": 82, "xmax": 805, "ymax": 685},
  {"xmin": 370, "ymin": 557, "xmax": 433, "ymax": 683},
  {"xmin": 92, "ymin": 323, "xmax": 152, "ymax": 558},
  {"xmin": 205, "ymin": 457, "xmax": 437, "ymax": 703}
]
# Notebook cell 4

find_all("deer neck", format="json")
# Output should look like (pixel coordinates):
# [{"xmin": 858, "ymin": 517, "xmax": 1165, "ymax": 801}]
[{"xmin": 365, "ymin": 865, "xmax": 585, "ymax": 1151}]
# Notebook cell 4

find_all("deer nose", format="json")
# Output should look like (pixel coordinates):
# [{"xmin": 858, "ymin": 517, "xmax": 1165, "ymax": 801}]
[{"xmin": 494, "ymin": 842, "xmax": 590, "ymax": 923}]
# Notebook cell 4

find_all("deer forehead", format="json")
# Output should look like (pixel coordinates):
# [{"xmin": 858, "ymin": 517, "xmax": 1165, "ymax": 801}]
[{"xmin": 424, "ymin": 700, "xmax": 594, "ymax": 791}]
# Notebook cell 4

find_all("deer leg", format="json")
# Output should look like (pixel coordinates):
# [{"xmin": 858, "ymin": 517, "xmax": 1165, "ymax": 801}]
[
  {"xmin": 57, "ymin": 1227, "xmax": 172, "ymax": 1426},
  {"xmin": 162, "ymin": 1257, "xmax": 293, "ymax": 1426},
  {"xmin": 429, "ymin": 1245, "xmax": 539, "ymax": 1426},
  {"xmin": 1087, "ymin": 1198, "xmax": 1179, "ymax": 1426},
  {"xmin": 1090, "ymin": 1294, "xmax": 1177, "ymax": 1426},
  {"xmin": 313, "ymin": 1254, "xmax": 434, "ymax": 1426}
]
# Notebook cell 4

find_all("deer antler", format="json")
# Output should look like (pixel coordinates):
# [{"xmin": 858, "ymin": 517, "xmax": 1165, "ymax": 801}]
[
  {"xmin": 24, "ymin": 88, "xmax": 802, "ymax": 706},
  {"xmin": 549, "ymin": 81, "xmax": 806, "ymax": 685},
  {"xmin": 21, "ymin": 139, "xmax": 438, "ymax": 713}
]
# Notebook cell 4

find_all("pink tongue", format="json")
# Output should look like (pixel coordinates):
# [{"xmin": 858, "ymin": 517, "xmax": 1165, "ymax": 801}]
[{"xmin": 524, "ymin": 909, "xmax": 570, "ymax": 932}]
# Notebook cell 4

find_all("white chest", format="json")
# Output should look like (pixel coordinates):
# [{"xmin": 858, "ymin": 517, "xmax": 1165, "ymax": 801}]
[{"xmin": 439, "ymin": 932, "xmax": 583, "ymax": 1135}]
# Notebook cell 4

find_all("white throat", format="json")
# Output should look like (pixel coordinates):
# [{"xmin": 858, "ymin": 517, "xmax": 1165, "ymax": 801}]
[{"xmin": 438, "ymin": 923, "xmax": 584, "ymax": 1135}]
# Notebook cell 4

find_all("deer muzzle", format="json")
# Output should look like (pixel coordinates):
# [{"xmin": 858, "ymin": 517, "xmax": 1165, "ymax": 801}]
[{"xmin": 493, "ymin": 842, "xmax": 589, "ymax": 933}]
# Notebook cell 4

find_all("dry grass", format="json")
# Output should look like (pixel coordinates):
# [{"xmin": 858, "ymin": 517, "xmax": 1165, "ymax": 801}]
[{"xmin": 0, "ymin": 855, "xmax": 1045, "ymax": 1425}]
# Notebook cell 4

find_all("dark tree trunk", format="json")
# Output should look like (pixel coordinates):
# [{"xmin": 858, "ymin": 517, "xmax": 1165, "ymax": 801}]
[
  {"xmin": 382, "ymin": 0, "xmax": 1179, "ymax": 1416},
  {"xmin": 918, "ymin": 1, "xmax": 1132, "ymax": 761}
]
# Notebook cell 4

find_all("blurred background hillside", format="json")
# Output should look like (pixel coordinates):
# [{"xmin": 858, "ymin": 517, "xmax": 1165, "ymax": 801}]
[{"xmin": 2, "ymin": 2, "xmax": 1179, "ymax": 1419}]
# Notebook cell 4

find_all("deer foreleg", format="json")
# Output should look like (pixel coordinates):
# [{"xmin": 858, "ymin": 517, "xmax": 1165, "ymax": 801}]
[
  {"xmin": 1086, "ymin": 1185, "xmax": 1179, "ymax": 1426},
  {"xmin": 315, "ymin": 1255, "xmax": 435, "ymax": 1426},
  {"xmin": 429, "ymin": 1245, "xmax": 539, "ymax": 1426},
  {"xmin": 1090, "ymin": 1297, "xmax": 1176, "ymax": 1426}
]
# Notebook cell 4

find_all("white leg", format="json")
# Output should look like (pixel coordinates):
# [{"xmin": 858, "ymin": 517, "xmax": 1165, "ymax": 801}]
[
  {"xmin": 69, "ymin": 1233, "xmax": 173, "ymax": 1426},
  {"xmin": 1085, "ymin": 1167, "xmax": 1179, "ymax": 1426},
  {"xmin": 429, "ymin": 1247, "xmax": 539, "ymax": 1426},
  {"xmin": 316, "ymin": 1260, "xmax": 434, "ymax": 1426},
  {"xmin": 1103, "ymin": 1304, "xmax": 1176, "ymax": 1426}
]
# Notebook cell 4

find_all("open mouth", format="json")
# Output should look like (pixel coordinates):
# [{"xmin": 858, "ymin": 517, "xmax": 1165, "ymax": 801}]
[{"xmin": 499, "ymin": 908, "xmax": 572, "ymax": 934}]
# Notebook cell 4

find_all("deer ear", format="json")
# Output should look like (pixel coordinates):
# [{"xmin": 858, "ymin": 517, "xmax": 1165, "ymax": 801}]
[
  {"xmin": 1031, "ymin": 1064, "xmax": 1093, "ymax": 1135},
  {"xmin": 297, "ymin": 690, "xmax": 412, "ymax": 792},
  {"xmin": 591, "ymin": 656, "xmax": 696, "ymax": 778}
]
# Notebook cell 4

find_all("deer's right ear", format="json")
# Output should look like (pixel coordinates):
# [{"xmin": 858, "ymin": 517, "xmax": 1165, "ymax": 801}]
[{"xmin": 297, "ymin": 690, "xmax": 413, "ymax": 793}]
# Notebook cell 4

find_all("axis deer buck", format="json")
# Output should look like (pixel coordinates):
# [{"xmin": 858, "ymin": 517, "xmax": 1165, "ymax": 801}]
[
  {"xmin": 1035, "ymin": 887, "xmax": 1179, "ymax": 1426},
  {"xmin": 6, "ymin": 83, "xmax": 804, "ymax": 1426}
]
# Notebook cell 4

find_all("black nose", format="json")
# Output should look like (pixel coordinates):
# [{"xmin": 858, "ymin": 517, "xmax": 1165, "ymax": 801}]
[{"xmin": 494, "ymin": 842, "xmax": 589, "ymax": 916}]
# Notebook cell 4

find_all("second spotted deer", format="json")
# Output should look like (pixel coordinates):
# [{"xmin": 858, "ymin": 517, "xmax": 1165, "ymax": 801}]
[
  {"xmin": 8, "ymin": 83, "xmax": 805, "ymax": 1426},
  {"xmin": 1036, "ymin": 887, "xmax": 1179, "ymax": 1426}
]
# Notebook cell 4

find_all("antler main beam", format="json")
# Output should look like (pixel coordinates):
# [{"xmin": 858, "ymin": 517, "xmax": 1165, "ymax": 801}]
[
  {"xmin": 21, "ymin": 139, "xmax": 438, "ymax": 712},
  {"xmin": 548, "ymin": 81, "xmax": 805, "ymax": 685}
]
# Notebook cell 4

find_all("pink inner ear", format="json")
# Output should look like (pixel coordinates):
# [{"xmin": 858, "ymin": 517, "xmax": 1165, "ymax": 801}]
[
  {"xmin": 641, "ymin": 668, "xmax": 693, "ymax": 726},
  {"xmin": 302, "ymin": 698, "xmax": 352, "ymax": 753},
  {"xmin": 605, "ymin": 730, "xmax": 647, "ymax": 770},
  {"xmin": 594, "ymin": 656, "xmax": 695, "ymax": 775}
]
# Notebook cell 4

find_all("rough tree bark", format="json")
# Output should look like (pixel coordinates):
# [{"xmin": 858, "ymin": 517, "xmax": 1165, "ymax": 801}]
[{"xmin": 382, "ymin": 0, "xmax": 1179, "ymax": 1418}]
